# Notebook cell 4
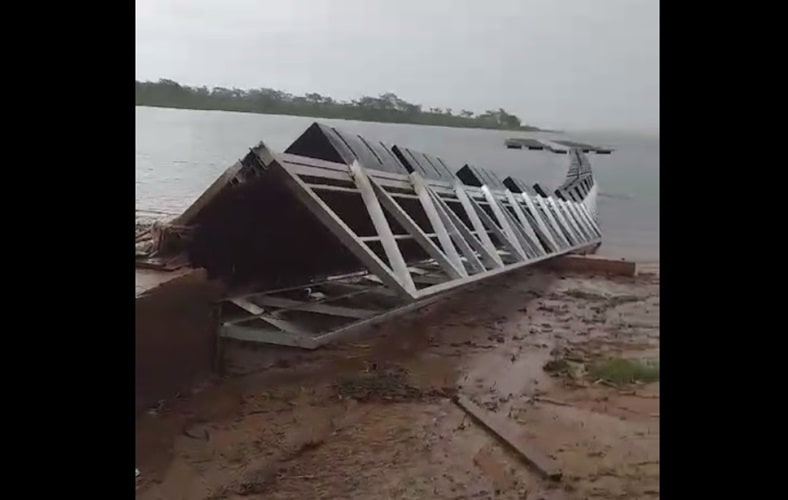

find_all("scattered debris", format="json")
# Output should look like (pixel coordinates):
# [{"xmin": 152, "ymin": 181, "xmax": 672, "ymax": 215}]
[
  {"xmin": 564, "ymin": 289, "xmax": 607, "ymax": 301},
  {"xmin": 543, "ymin": 358, "xmax": 573, "ymax": 376},
  {"xmin": 533, "ymin": 396, "xmax": 574, "ymax": 407},
  {"xmin": 336, "ymin": 368, "xmax": 455, "ymax": 403},
  {"xmin": 183, "ymin": 425, "xmax": 211, "ymax": 441}
]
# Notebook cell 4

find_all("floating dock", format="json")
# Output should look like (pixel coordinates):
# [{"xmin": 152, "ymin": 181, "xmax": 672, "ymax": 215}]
[
  {"xmin": 136, "ymin": 121, "xmax": 608, "ymax": 409},
  {"xmin": 553, "ymin": 140, "xmax": 613, "ymax": 154},
  {"xmin": 504, "ymin": 137, "xmax": 613, "ymax": 154},
  {"xmin": 504, "ymin": 138, "xmax": 547, "ymax": 150}
]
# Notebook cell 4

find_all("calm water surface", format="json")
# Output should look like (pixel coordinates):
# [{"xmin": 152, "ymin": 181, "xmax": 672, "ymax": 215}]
[{"xmin": 136, "ymin": 106, "xmax": 658, "ymax": 261}]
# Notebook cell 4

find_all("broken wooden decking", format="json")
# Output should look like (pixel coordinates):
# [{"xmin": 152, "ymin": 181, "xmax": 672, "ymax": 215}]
[{"xmin": 137, "ymin": 121, "xmax": 606, "ymax": 351}]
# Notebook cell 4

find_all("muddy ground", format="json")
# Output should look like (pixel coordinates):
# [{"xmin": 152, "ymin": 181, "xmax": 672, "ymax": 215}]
[{"xmin": 136, "ymin": 265, "xmax": 659, "ymax": 499}]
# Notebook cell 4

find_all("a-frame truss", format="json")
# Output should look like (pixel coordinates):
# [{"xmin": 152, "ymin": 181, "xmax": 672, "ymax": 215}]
[{"xmin": 220, "ymin": 143, "xmax": 602, "ymax": 349}]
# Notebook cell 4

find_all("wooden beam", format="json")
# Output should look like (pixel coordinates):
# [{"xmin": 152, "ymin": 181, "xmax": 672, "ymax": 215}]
[
  {"xmin": 453, "ymin": 395, "xmax": 562, "ymax": 481},
  {"xmin": 546, "ymin": 255, "xmax": 637, "ymax": 277},
  {"xmin": 221, "ymin": 324, "xmax": 319, "ymax": 349}
]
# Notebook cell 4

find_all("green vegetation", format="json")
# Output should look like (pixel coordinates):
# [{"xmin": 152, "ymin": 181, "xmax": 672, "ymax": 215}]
[
  {"xmin": 135, "ymin": 79, "xmax": 543, "ymax": 131},
  {"xmin": 588, "ymin": 358, "xmax": 660, "ymax": 385}
]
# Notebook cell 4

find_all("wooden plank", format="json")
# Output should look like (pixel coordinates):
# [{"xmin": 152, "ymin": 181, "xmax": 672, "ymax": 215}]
[
  {"xmin": 221, "ymin": 324, "xmax": 319, "ymax": 349},
  {"xmin": 547, "ymin": 255, "xmax": 636, "ymax": 277},
  {"xmin": 252, "ymin": 296, "xmax": 380, "ymax": 319},
  {"xmin": 349, "ymin": 160, "xmax": 417, "ymax": 294},
  {"xmin": 453, "ymin": 395, "xmax": 562, "ymax": 481},
  {"xmin": 264, "ymin": 152, "xmax": 417, "ymax": 300}
]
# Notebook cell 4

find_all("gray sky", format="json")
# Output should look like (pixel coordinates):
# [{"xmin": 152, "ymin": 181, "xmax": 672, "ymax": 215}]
[{"xmin": 136, "ymin": 0, "xmax": 659, "ymax": 132}]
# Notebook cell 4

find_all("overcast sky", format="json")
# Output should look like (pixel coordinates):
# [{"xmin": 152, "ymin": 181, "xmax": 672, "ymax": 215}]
[{"xmin": 136, "ymin": 0, "xmax": 659, "ymax": 132}]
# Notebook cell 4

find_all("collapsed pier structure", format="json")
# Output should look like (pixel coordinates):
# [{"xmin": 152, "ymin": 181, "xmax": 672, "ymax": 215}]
[{"xmin": 135, "ymin": 122, "xmax": 606, "ymax": 409}]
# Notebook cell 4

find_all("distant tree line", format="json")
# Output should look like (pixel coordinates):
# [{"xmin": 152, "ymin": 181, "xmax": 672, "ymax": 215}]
[{"xmin": 135, "ymin": 79, "xmax": 542, "ymax": 131}]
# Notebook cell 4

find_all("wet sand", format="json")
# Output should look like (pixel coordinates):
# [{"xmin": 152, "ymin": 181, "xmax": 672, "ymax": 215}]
[{"xmin": 136, "ymin": 265, "xmax": 659, "ymax": 499}]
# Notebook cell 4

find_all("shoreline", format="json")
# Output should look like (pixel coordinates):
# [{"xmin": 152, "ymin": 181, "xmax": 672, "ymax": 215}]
[
  {"xmin": 136, "ymin": 266, "xmax": 659, "ymax": 499},
  {"xmin": 135, "ymin": 104, "xmax": 551, "ymax": 133}
]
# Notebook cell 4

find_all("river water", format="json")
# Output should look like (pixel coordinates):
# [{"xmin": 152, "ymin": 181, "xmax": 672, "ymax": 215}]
[{"xmin": 136, "ymin": 106, "xmax": 658, "ymax": 261}]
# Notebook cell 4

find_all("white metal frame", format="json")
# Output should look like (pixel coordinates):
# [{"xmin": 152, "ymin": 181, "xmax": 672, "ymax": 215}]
[{"xmin": 219, "ymin": 145, "xmax": 603, "ymax": 348}]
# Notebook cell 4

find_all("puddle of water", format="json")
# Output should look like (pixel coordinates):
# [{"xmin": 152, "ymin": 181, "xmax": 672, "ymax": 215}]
[{"xmin": 462, "ymin": 347, "xmax": 556, "ymax": 398}]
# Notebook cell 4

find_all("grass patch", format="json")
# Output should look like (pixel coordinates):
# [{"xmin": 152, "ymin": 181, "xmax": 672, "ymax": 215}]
[{"xmin": 588, "ymin": 358, "xmax": 660, "ymax": 385}]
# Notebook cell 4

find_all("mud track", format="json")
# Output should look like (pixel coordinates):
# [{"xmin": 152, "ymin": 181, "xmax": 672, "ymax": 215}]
[{"xmin": 136, "ymin": 267, "xmax": 659, "ymax": 499}]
